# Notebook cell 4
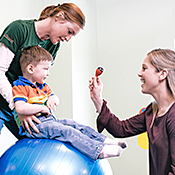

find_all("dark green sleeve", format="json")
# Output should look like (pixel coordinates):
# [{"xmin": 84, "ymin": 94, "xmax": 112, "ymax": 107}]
[{"xmin": 0, "ymin": 20, "xmax": 26, "ymax": 54}]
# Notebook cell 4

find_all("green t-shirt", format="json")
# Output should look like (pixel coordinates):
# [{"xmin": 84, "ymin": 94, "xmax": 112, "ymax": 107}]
[
  {"xmin": 0, "ymin": 19, "xmax": 60, "ymax": 114},
  {"xmin": 0, "ymin": 19, "xmax": 60, "ymax": 84}
]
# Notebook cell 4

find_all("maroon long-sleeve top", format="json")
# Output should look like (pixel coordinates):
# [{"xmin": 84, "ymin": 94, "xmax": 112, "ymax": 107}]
[{"xmin": 97, "ymin": 100, "xmax": 175, "ymax": 175}]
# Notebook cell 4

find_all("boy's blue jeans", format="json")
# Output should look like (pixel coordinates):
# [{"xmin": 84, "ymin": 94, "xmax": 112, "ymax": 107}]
[{"xmin": 25, "ymin": 115, "xmax": 106, "ymax": 160}]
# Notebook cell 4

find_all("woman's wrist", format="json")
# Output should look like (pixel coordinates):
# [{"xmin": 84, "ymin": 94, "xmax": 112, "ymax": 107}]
[{"xmin": 93, "ymin": 98, "xmax": 103, "ymax": 113}]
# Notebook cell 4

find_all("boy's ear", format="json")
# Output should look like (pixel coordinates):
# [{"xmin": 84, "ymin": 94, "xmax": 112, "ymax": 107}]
[
  {"xmin": 159, "ymin": 69, "xmax": 168, "ymax": 81},
  {"xmin": 27, "ymin": 64, "xmax": 34, "ymax": 74}
]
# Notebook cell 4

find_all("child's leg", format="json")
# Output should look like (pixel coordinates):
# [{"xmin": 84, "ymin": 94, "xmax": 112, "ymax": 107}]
[
  {"xmin": 26, "ymin": 116, "xmax": 104, "ymax": 160},
  {"xmin": 57, "ymin": 119, "xmax": 128, "ymax": 158},
  {"xmin": 58, "ymin": 119, "xmax": 127, "ymax": 148},
  {"xmin": 104, "ymin": 137, "xmax": 127, "ymax": 149},
  {"xmin": 57, "ymin": 118, "xmax": 106, "ymax": 142},
  {"xmin": 98, "ymin": 144, "xmax": 123, "ymax": 159},
  {"xmin": 26, "ymin": 115, "xmax": 127, "ymax": 160}
]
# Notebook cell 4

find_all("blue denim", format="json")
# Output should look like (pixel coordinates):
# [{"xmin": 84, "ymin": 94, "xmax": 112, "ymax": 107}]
[
  {"xmin": 0, "ymin": 108, "xmax": 24, "ymax": 139},
  {"xmin": 25, "ymin": 115, "xmax": 106, "ymax": 160}
]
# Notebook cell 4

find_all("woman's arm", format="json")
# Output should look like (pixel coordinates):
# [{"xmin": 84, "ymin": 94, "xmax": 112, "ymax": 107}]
[
  {"xmin": 167, "ymin": 111, "xmax": 175, "ymax": 174},
  {"xmin": 97, "ymin": 100, "xmax": 149, "ymax": 137},
  {"xmin": 89, "ymin": 76, "xmax": 103, "ymax": 113},
  {"xmin": 89, "ymin": 76, "xmax": 148, "ymax": 137},
  {"xmin": 0, "ymin": 43, "xmax": 15, "ymax": 109},
  {"xmin": 0, "ymin": 43, "xmax": 41, "ymax": 134}
]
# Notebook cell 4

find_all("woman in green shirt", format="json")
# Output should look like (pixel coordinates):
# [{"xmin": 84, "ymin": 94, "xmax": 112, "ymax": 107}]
[{"xmin": 0, "ymin": 3, "xmax": 85, "ymax": 139}]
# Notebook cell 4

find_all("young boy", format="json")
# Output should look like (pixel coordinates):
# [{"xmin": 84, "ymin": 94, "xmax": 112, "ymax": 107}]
[{"xmin": 12, "ymin": 46, "xmax": 127, "ymax": 160}]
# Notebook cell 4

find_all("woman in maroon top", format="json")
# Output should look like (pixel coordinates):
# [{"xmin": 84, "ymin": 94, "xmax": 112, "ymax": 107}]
[{"xmin": 89, "ymin": 48, "xmax": 175, "ymax": 175}]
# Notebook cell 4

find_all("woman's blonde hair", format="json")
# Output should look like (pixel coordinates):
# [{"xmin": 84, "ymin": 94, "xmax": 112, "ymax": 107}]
[
  {"xmin": 147, "ymin": 48, "xmax": 175, "ymax": 127},
  {"xmin": 38, "ymin": 3, "xmax": 85, "ymax": 29}
]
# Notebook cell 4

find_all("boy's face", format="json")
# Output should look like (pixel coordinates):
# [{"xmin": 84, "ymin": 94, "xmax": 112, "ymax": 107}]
[{"xmin": 31, "ymin": 60, "xmax": 51, "ymax": 84}]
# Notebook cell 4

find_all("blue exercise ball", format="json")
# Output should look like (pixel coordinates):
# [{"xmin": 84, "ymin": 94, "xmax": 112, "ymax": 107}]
[{"xmin": 0, "ymin": 138, "xmax": 113, "ymax": 175}]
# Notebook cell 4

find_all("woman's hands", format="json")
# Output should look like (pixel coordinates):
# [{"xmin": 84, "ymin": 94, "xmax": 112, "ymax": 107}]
[
  {"xmin": 89, "ymin": 76, "xmax": 103, "ymax": 113},
  {"xmin": 18, "ymin": 114, "xmax": 41, "ymax": 134}
]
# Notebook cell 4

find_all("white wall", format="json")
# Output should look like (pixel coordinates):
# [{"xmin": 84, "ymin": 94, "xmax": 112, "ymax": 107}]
[
  {"xmin": 71, "ymin": 0, "xmax": 98, "ymax": 127},
  {"xmin": 1, "ymin": 0, "xmax": 175, "ymax": 174}
]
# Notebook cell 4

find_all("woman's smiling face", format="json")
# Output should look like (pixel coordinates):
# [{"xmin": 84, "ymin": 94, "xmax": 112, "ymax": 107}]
[{"xmin": 138, "ymin": 55, "xmax": 162, "ymax": 95}]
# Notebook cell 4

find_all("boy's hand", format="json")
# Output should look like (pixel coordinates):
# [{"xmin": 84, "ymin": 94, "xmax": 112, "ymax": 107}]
[
  {"xmin": 47, "ymin": 95, "xmax": 59, "ymax": 111},
  {"xmin": 40, "ymin": 105, "xmax": 51, "ymax": 116}
]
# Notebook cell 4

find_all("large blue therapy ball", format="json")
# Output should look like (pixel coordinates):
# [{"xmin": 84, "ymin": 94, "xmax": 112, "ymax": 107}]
[{"xmin": 0, "ymin": 138, "xmax": 113, "ymax": 175}]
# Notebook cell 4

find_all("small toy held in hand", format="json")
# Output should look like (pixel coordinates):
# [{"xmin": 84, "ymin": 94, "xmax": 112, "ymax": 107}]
[{"xmin": 95, "ymin": 67, "xmax": 104, "ymax": 77}]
